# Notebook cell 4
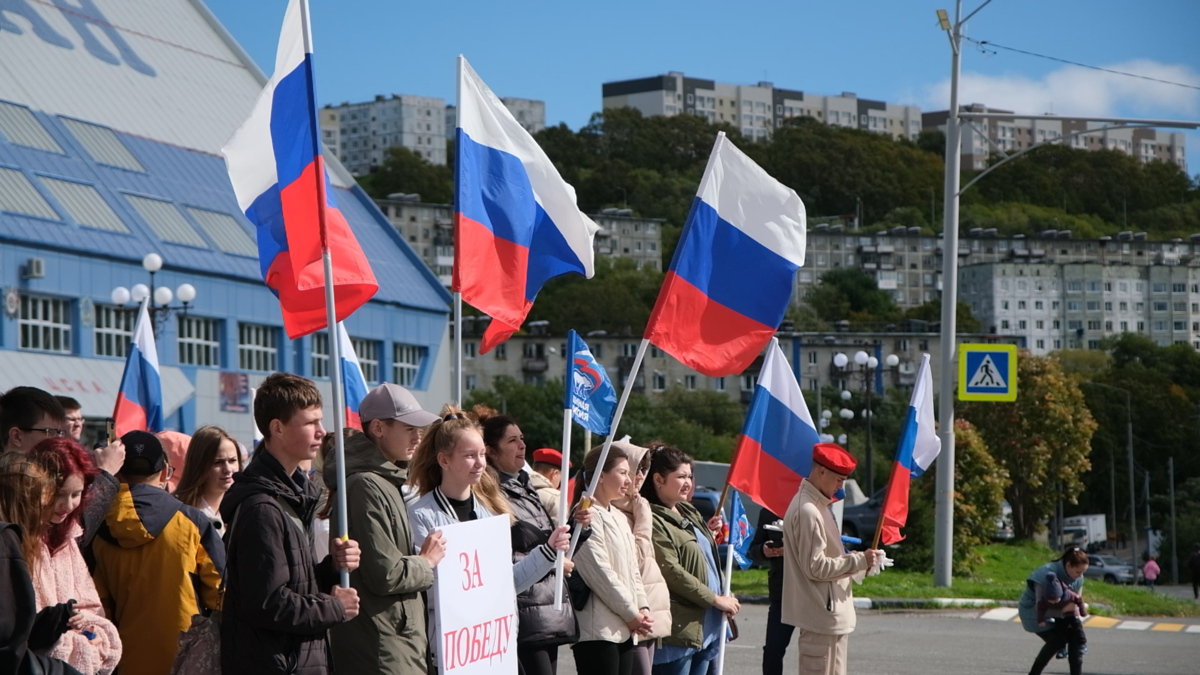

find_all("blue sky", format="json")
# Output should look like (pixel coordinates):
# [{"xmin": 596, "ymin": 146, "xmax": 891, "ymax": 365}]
[{"xmin": 206, "ymin": 0, "xmax": 1200, "ymax": 172}]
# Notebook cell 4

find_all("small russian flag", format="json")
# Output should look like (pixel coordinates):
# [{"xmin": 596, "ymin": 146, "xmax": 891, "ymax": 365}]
[
  {"xmin": 336, "ymin": 322, "xmax": 369, "ymax": 430},
  {"xmin": 879, "ymin": 354, "xmax": 941, "ymax": 544},
  {"xmin": 112, "ymin": 299, "xmax": 163, "ymax": 436}
]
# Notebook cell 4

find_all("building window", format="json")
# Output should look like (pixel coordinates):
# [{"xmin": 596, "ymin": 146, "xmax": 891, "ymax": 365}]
[
  {"xmin": 713, "ymin": 377, "xmax": 726, "ymax": 391},
  {"xmin": 352, "ymin": 338, "xmax": 380, "ymax": 384},
  {"xmin": 621, "ymin": 343, "xmax": 638, "ymax": 357},
  {"xmin": 393, "ymin": 343, "xmax": 427, "ymax": 387},
  {"xmin": 652, "ymin": 371, "xmax": 666, "ymax": 392},
  {"xmin": 312, "ymin": 333, "xmax": 331, "ymax": 378},
  {"xmin": 741, "ymin": 373, "xmax": 758, "ymax": 391},
  {"xmin": 1173, "ymin": 283, "xmax": 1186, "ymax": 293},
  {"xmin": 178, "ymin": 316, "xmax": 220, "ymax": 366},
  {"xmin": 1087, "ymin": 321, "xmax": 1101, "ymax": 330},
  {"xmin": 685, "ymin": 375, "xmax": 696, "ymax": 390},
  {"xmin": 465, "ymin": 374, "xmax": 477, "ymax": 391},
  {"xmin": 94, "ymin": 306, "xmax": 134, "ymax": 358},
  {"xmin": 494, "ymin": 343, "xmax": 506, "ymax": 360},
  {"xmin": 238, "ymin": 323, "xmax": 278, "ymax": 372},
  {"xmin": 19, "ymin": 295, "xmax": 72, "ymax": 354},
  {"xmin": 1153, "ymin": 283, "xmax": 1167, "ymax": 293},
  {"xmin": 1154, "ymin": 302, "xmax": 1168, "ymax": 312},
  {"xmin": 465, "ymin": 342, "xmax": 477, "ymax": 358},
  {"xmin": 591, "ymin": 343, "xmax": 602, "ymax": 358},
  {"xmin": 808, "ymin": 350, "xmax": 818, "ymax": 364},
  {"xmin": 1036, "ymin": 339, "xmax": 1045, "ymax": 349}
]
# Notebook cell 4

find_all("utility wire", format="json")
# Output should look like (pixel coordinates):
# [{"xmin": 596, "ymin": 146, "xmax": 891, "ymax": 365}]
[{"xmin": 965, "ymin": 37, "xmax": 1200, "ymax": 92}]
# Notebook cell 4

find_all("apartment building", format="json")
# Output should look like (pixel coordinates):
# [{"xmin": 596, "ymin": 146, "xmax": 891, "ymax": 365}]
[
  {"xmin": 601, "ymin": 72, "xmax": 922, "ymax": 142},
  {"xmin": 923, "ymin": 103, "xmax": 1188, "ymax": 172},
  {"xmin": 374, "ymin": 197, "xmax": 665, "ymax": 286},
  {"xmin": 962, "ymin": 259, "xmax": 1200, "ymax": 355},
  {"xmin": 323, "ymin": 95, "xmax": 447, "ymax": 173},
  {"xmin": 459, "ymin": 321, "xmax": 1020, "ymax": 403}
]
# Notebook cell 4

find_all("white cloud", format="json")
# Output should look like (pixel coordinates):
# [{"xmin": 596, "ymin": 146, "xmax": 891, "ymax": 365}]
[{"xmin": 923, "ymin": 59, "xmax": 1200, "ymax": 119}]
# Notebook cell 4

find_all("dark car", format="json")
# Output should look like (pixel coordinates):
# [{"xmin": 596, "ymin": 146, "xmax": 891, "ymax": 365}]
[
  {"xmin": 840, "ymin": 489, "xmax": 884, "ymax": 548},
  {"xmin": 1084, "ymin": 554, "xmax": 1138, "ymax": 585}
]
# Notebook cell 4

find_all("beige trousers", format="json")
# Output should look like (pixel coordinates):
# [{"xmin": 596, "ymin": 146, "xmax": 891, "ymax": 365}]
[{"xmin": 797, "ymin": 631, "xmax": 848, "ymax": 675}]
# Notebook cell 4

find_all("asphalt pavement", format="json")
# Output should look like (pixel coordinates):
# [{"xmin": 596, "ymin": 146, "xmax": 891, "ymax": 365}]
[{"xmin": 556, "ymin": 604, "xmax": 1200, "ymax": 675}]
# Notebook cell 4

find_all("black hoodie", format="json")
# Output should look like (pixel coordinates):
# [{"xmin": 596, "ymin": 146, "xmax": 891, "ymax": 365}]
[
  {"xmin": 219, "ymin": 450, "xmax": 344, "ymax": 675},
  {"xmin": 0, "ymin": 523, "xmax": 82, "ymax": 675}
]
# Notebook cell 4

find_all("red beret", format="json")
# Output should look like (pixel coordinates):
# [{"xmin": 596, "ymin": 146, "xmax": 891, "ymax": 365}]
[
  {"xmin": 813, "ymin": 443, "xmax": 857, "ymax": 475},
  {"xmin": 532, "ymin": 448, "xmax": 569, "ymax": 468}
]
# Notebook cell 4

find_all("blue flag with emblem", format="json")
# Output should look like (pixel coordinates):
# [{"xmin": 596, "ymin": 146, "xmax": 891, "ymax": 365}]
[
  {"xmin": 730, "ymin": 491, "xmax": 754, "ymax": 570},
  {"xmin": 564, "ymin": 329, "xmax": 618, "ymax": 435}
]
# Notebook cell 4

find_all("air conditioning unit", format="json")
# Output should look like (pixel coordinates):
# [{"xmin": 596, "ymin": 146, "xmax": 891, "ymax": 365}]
[{"xmin": 22, "ymin": 257, "xmax": 45, "ymax": 279}]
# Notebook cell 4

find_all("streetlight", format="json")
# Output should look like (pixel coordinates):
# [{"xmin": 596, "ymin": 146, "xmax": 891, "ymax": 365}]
[
  {"xmin": 850, "ymin": 350, "xmax": 901, "ymax": 494},
  {"xmin": 111, "ymin": 253, "xmax": 197, "ymax": 337}
]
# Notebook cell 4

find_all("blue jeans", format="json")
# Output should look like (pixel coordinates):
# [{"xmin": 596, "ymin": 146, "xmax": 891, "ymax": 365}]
[{"xmin": 652, "ymin": 641, "xmax": 719, "ymax": 675}]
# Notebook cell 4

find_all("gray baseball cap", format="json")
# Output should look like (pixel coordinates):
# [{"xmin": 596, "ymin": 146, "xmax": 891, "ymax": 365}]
[{"xmin": 358, "ymin": 383, "xmax": 439, "ymax": 427}]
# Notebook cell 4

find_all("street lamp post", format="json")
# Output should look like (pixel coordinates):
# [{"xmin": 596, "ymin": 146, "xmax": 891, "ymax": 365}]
[
  {"xmin": 833, "ymin": 351, "xmax": 900, "ymax": 494},
  {"xmin": 1081, "ymin": 381, "xmax": 1137, "ymax": 568},
  {"xmin": 111, "ymin": 253, "xmax": 197, "ymax": 337}
]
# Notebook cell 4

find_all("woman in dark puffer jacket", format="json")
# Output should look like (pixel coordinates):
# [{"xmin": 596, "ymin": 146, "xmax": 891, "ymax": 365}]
[{"xmin": 477, "ymin": 406, "xmax": 586, "ymax": 675}]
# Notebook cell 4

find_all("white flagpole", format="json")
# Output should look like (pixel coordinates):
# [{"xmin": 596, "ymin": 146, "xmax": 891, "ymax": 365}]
[
  {"xmin": 715, "ymin": 529, "xmax": 736, "ymax": 674},
  {"xmin": 567, "ymin": 338, "xmax": 650, "ymax": 558},
  {"xmin": 452, "ymin": 57, "xmax": 465, "ymax": 405},
  {"xmin": 553, "ymin": 407, "xmax": 572, "ymax": 609},
  {"xmin": 299, "ymin": 0, "xmax": 349, "ymax": 588}
]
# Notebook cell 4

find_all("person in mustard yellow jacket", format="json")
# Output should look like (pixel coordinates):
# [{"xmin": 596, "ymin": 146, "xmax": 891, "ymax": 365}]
[{"xmin": 91, "ymin": 431, "xmax": 223, "ymax": 675}]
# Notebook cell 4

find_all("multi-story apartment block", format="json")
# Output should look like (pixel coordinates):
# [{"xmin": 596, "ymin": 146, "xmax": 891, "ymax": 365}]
[
  {"xmin": 601, "ymin": 72, "xmax": 922, "ymax": 142},
  {"xmin": 375, "ymin": 198, "xmax": 666, "ymax": 286},
  {"xmin": 446, "ymin": 97, "xmax": 547, "ymax": 139},
  {"xmin": 459, "ymin": 322, "xmax": 1019, "ymax": 404},
  {"xmin": 322, "ymin": 94, "xmax": 448, "ymax": 174},
  {"xmin": 798, "ymin": 225, "xmax": 1200, "ymax": 314},
  {"xmin": 962, "ymin": 259, "xmax": 1200, "ymax": 355},
  {"xmin": 319, "ymin": 108, "xmax": 340, "ymax": 158},
  {"xmin": 923, "ymin": 103, "xmax": 1188, "ymax": 172}
]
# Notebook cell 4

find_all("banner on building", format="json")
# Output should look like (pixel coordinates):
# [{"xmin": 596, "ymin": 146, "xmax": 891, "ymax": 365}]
[{"xmin": 431, "ymin": 515, "xmax": 517, "ymax": 675}]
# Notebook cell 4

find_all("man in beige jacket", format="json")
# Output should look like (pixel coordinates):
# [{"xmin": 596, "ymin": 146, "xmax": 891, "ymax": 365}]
[{"xmin": 782, "ymin": 443, "xmax": 881, "ymax": 675}]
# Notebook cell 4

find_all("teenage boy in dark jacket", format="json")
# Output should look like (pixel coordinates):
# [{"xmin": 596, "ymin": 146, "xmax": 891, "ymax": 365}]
[{"xmin": 220, "ymin": 373, "xmax": 361, "ymax": 675}]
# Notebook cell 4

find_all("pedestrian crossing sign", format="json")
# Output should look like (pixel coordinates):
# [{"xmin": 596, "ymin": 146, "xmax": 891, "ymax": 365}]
[{"xmin": 958, "ymin": 344, "xmax": 1018, "ymax": 401}]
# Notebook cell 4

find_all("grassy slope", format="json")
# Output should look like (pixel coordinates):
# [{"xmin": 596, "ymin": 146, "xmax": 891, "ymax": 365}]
[{"xmin": 730, "ymin": 542, "xmax": 1200, "ymax": 618}]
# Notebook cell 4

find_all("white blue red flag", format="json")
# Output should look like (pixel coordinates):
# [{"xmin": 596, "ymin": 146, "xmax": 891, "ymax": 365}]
[
  {"xmin": 564, "ymin": 329, "xmax": 617, "ymax": 435},
  {"xmin": 454, "ymin": 57, "xmax": 599, "ymax": 353},
  {"xmin": 336, "ymin": 322, "xmax": 369, "ymax": 430},
  {"xmin": 644, "ymin": 132, "xmax": 805, "ymax": 377},
  {"xmin": 222, "ymin": 0, "xmax": 377, "ymax": 339},
  {"xmin": 726, "ymin": 338, "xmax": 821, "ymax": 518},
  {"xmin": 730, "ymin": 491, "xmax": 755, "ymax": 570},
  {"xmin": 112, "ymin": 299, "xmax": 163, "ymax": 436},
  {"xmin": 879, "ymin": 353, "xmax": 941, "ymax": 544}
]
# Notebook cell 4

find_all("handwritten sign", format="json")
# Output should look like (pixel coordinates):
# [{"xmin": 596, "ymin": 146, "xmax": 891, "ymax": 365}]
[{"xmin": 430, "ymin": 515, "xmax": 517, "ymax": 675}]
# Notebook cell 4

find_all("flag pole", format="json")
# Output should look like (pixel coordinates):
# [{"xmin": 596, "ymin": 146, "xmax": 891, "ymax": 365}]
[
  {"xmin": 553, "ymin": 407, "xmax": 572, "ymax": 609},
  {"xmin": 451, "ymin": 56, "xmax": 464, "ymax": 405},
  {"xmin": 715, "ymin": 524, "xmax": 736, "ymax": 674},
  {"xmin": 567, "ymin": 337, "xmax": 650, "ymax": 558},
  {"xmin": 299, "ymin": 0, "xmax": 349, "ymax": 588}
]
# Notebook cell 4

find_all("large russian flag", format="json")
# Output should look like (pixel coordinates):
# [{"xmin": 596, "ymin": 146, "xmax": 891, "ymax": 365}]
[
  {"xmin": 336, "ymin": 322, "xmax": 369, "ymax": 430},
  {"xmin": 644, "ymin": 132, "xmax": 806, "ymax": 377},
  {"xmin": 726, "ymin": 338, "xmax": 820, "ymax": 518},
  {"xmin": 112, "ymin": 300, "xmax": 163, "ymax": 436},
  {"xmin": 879, "ymin": 353, "xmax": 941, "ymax": 545},
  {"xmin": 222, "ymin": 0, "xmax": 377, "ymax": 340},
  {"xmin": 454, "ymin": 57, "xmax": 599, "ymax": 353}
]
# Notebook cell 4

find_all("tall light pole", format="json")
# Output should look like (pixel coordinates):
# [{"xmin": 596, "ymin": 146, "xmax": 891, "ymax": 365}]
[{"xmin": 1082, "ymin": 381, "xmax": 1137, "ymax": 568}]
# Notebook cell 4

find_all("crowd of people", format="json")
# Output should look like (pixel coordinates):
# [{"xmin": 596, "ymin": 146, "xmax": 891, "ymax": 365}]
[{"xmin": 0, "ymin": 374, "xmax": 903, "ymax": 675}]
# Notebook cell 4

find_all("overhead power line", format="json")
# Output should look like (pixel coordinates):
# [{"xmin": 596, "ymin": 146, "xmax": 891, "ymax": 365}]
[{"xmin": 966, "ymin": 37, "xmax": 1200, "ymax": 92}]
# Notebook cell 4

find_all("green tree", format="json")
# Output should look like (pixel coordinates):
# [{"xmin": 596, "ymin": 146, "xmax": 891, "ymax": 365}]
[
  {"xmin": 361, "ymin": 146, "xmax": 453, "ymax": 204},
  {"xmin": 902, "ymin": 299, "xmax": 981, "ymax": 334},
  {"xmin": 889, "ymin": 419, "xmax": 1009, "ymax": 575},
  {"xmin": 804, "ymin": 268, "xmax": 899, "ymax": 326},
  {"xmin": 525, "ymin": 258, "xmax": 664, "ymax": 335},
  {"xmin": 961, "ymin": 353, "xmax": 1097, "ymax": 539}
]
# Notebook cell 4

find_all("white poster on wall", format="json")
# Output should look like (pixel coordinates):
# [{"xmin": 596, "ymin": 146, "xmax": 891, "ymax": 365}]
[{"xmin": 430, "ymin": 515, "xmax": 517, "ymax": 675}]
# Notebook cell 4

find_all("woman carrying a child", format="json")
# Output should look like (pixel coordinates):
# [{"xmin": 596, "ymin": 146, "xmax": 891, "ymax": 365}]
[{"xmin": 1018, "ymin": 546, "xmax": 1090, "ymax": 675}]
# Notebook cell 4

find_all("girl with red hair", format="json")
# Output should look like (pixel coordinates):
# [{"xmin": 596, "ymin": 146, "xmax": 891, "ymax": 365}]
[{"xmin": 26, "ymin": 439, "xmax": 122, "ymax": 675}]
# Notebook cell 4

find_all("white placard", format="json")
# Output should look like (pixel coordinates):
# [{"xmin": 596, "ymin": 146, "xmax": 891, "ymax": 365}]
[{"xmin": 430, "ymin": 515, "xmax": 517, "ymax": 675}]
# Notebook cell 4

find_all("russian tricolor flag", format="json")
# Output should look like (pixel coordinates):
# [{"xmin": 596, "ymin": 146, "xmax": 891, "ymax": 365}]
[
  {"xmin": 336, "ymin": 322, "xmax": 369, "ymax": 430},
  {"xmin": 879, "ymin": 354, "xmax": 941, "ymax": 545},
  {"xmin": 222, "ymin": 0, "xmax": 377, "ymax": 340},
  {"xmin": 454, "ymin": 57, "xmax": 599, "ymax": 353},
  {"xmin": 112, "ymin": 299, "xmax": 163, "ymax": 436},
  {"xmin": 645, "ymin": 132, "xmax": 806, "ymax": 377},
  {"xmin": 726, "ymin": 338, "xmax": 820, "ymax": 518}
]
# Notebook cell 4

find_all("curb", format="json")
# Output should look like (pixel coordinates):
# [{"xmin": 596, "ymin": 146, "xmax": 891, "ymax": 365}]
[{"xmin": 734, "ymin": 594, "xmax": 1112, "ymax": 613}]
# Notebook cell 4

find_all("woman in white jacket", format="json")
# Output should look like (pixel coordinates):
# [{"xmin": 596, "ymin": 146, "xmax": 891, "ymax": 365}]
[{"xmin": 571, "ymin": 445, "xmax": 653, "ymax": 675}]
